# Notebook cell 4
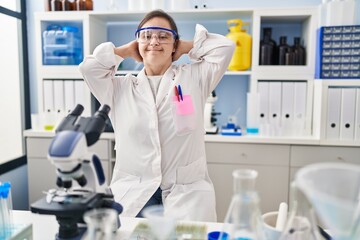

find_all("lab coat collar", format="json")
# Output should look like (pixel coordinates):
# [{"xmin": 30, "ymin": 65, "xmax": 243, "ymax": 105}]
[{"xmin": 135, "ymin": 65, "xmax": 177, "ymax": 108}]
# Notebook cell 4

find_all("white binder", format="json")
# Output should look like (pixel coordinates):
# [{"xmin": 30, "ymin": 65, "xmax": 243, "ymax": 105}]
[
  {"xmin": 293, "ymin": 82, "xmax": 307, "ymax": 135},
  {"xmin": 64, "ymin": 80, "xmax": 75, "ymax": 113},
  {"xmin": 74, "ymin": 80, "xmax": 86, "ymax": 108},
  {"xmin": 326, "ymin": 87, "xmax": 342, "ymax": 139},
  {"xmin": 355, "ymin": 88, "xmax": 360, "ymax": 141},
  {"xmin": 258, "ymin": 81, "xmax": 269, "ymax": 125},
  {"xmin": 53, "ymin": 80, "xmax": 65, "ymax": 113},
  {"xmin": 43, "ymin": 80, "xmax": 54, "ymax": 113},
  {"xmin": 269, "ymin": 81, "xmax": 282, "ymax": 135},
  {"xmin": 340, "ymin": 88, "xmax": 356, "ymax": 140},
  {"xmin": 281, "ymin": 82, "xmax": 295, "ymax": 135}
]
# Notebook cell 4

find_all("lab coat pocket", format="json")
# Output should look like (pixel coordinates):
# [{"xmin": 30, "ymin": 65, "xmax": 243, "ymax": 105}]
[
  {"xmin": 110, "ymin": 170, "xmax": 141, "ymax": 201},
  {"xmin": 176, "ymin": 157, "xmax": 206, "ymax": 185},
  {"xmin": 172, "ymin": 95, "xmax": 196, "ymax": 135}
]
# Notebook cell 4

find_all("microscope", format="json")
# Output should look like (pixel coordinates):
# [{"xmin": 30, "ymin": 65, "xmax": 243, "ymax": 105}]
[
  {"xmin": 31, "ymin": 104, "xmax": 122, "ymax": 240},
  {"xmin": 204, "ymin": 91, "xmax": 221, "ymax": 134}
]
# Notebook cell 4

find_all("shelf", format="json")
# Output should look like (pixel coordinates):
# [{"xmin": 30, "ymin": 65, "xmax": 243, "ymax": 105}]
[
  {"xmin": 205, "ymin": 134, "xmax": 320, "ymax": 145},
  {"xmin": 116, "ymin": 70, "xmax": 252, "ymax": 76},
  {"xmin": 90, "ymin": 9, "xmax": 253, "ymax": 22}
]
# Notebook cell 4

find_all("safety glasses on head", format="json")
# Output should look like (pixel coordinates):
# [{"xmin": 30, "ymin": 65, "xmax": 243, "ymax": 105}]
[{"xmin": 135, "ymin": 27, "xmax": 178, "ymax": 44}]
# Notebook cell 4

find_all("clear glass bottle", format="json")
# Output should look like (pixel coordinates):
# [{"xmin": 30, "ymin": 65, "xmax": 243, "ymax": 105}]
[
  {"xmin": 280, "ymin": 182, "xmax": 322, "ymax": 240},
  {"xmin": 222, "ymin": 169, "xmax": 265, "ymax": 240}
]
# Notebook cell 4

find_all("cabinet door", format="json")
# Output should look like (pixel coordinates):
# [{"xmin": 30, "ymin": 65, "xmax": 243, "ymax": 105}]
[
  {"xmin": 208, "ymin": 163, "xmax": 289, "ymax": 222},
  {"xmin": 28, "ymin": 157, "xmax": 57, "ymax": 205},
  {"xmin": 206, "ymin": 142, "xmax": 290, "ymax": 221}
]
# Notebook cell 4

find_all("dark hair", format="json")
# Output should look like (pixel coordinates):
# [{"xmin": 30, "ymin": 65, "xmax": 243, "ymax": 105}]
[{"xmin": 137, "ymin": 10, "xmax": 179, "ymax": 41}]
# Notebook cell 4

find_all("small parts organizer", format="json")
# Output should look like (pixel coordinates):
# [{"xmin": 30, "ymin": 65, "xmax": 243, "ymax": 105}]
[{"xmin": 316, "ymin": 25, "xmax": 360, "ymax": 79}]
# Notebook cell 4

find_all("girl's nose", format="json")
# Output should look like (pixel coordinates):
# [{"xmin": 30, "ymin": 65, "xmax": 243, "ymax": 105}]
[{"xmin": 149, "ymin": 35, "xmax": 160, "ymax": 45}]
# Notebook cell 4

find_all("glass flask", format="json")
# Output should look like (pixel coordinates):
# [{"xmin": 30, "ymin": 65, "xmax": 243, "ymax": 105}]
[
  {"xmin": 222, "ymin": 169, "xmax": 265, "ymax": 240},
  {"xmin": 279, "ymin": 182, "xmax": 322, "ymax": 240},
  {"xmin": 83, "ymin": 208, "xmax": 118, "ymax": 240}
]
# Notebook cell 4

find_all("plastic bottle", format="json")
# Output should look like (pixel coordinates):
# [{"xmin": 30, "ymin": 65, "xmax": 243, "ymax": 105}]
[
  {"xmin": 222, "ymin": 169, "xmax": 265, "ymax": 240},
  {"xmin": 292, "ymin": 37, "xmax": 306, "ymax": 65},
  {"xmin": 259, "ymin": 28, "xmax": 277, "ymax": 65},
  {"xmin": 226, "ymin": 19, "xmax": 252, "ymax": 71},
  {"xmin": 278, "ymin": 36, "xmax": 290, "ymax": 65}
]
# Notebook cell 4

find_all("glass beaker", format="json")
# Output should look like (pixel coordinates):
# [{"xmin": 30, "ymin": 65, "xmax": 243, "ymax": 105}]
[
  {"xmin": 222, "ymin": 169, "xmax": 265, "ymax": 240},
  {"xmin": 83, "ymin": 208, "xmax": 118, "ymax": 240},
  {"xmin": 279, "ymin": 182, "xmax": 322, "ymax": 240},
  {"xmin": 142, "ymin": 205, "xmax": 177, "ymax": 240}
]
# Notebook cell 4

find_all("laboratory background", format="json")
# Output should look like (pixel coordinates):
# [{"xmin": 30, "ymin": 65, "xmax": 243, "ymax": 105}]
[{"xmin": 1, "ymin": 0, "xmax": 360, "ymax": 239}]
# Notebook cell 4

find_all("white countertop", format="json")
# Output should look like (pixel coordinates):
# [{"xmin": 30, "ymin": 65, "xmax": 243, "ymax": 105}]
[{"xmin": 12, "ymin": 210, "xmax": 223, "ymax": 240}]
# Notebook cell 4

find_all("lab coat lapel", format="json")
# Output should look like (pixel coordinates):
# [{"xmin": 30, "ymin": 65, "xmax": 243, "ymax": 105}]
[
  {"xmin": 136, "ymin": 69, "xmax": 155, "ymax": 106},
  {"xmin": 155, "ymin": 65, "xmax": 176, "ymax": 108}
]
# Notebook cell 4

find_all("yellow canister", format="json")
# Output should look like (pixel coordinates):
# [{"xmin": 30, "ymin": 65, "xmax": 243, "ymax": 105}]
[{"xmin": 226, "ymin": 19, "xmax": 252, "ymax": 71}]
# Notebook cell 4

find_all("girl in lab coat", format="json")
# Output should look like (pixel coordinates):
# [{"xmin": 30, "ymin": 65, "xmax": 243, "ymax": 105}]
[{"xmin": 79, "ymin": 10, "xmax": 235, "ymax": 222}]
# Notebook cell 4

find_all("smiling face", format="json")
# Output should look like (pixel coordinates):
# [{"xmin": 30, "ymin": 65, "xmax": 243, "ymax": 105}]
[{"xmin": 138, "ymin": 17, "xmax": 176, "ymax": 72}]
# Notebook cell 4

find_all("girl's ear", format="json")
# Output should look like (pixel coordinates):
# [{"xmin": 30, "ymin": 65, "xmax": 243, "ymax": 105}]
[{"xmin": 172, "ymin": 39, "xmax": 179, "ymax": 54}]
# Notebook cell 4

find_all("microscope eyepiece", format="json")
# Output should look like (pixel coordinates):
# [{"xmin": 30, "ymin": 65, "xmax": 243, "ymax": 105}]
[
  {"xmin": 94, "ymin": 104, "xmax": 110, "ymax": 121},
  {"xmin": 70, "ymin": 104, "xmax": 84, "ymax": 116}
]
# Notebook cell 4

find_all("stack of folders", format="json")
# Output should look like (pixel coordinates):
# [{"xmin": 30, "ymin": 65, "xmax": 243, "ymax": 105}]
[
  {"xmin": 257, "ymin": 80, "xmax": 308, "ymax": 137},
  {"xmin": 43, "ymin": 79, "xmax": 86, "ymax": 114},
  {"xmin": 326, "ymin": 86, "xmax": 360, "ymax": 141},
  {"xmin": 316, "ymin": 25, "xmax": 360, "ymax": 79}
]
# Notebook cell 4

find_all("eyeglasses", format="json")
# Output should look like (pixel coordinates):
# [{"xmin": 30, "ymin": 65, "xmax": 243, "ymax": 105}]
[{"xmin": 135, "ymin": 27, "xmax": 178, "ymax": 44}]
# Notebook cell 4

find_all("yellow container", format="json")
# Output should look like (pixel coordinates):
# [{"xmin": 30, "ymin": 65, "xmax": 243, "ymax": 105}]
[{"xmin": 226, "ymin": 19, "xmax": 252, "ymax": 71}]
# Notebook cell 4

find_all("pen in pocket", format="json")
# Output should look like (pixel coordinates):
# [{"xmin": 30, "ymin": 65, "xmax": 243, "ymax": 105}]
[
  {"xmin": 174, "ymin": 86, "xmax": 180, "ymax": 102},
  {"xmin": 178, "ymin": 84, "xmax": 183, "ymax": 101}
]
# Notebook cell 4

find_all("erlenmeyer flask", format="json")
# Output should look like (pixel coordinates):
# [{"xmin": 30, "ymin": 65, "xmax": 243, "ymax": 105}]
[
  {"xmin": 280, "ymin": 182, "xmax": 322, "ymax": 240},
  {"xmin": 222, "ymin": 169, "xmax": 265, "ymax": 240}
]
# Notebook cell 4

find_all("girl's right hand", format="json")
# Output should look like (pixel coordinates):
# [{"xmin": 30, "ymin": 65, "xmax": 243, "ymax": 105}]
[{"xmin": 114, "ymin": 40, "xmax": 143, "ymax": 62}]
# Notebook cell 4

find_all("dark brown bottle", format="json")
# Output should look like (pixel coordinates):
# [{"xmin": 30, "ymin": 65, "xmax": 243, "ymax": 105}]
[
  {"xmin": 51, "ymin": 0, "xmax": 63, "ymax": 11},
  {"xmin": 278, "ymin": 36, "xmax": 291, "ymax": 65},
  {"xmin": 260, "ymin": 34, "xmax": 274, "ymax": 65},
  {"xmin": 62, "ymin": 0, "xmax": 76, "ymax": 10},
  {"xmin": 77, "ymin": 0, "xmax": 93, "ymax": 10},
  {"xmin": 292, "ymin": 37, "xmax": 306, "ymax": 65},
  {"xmin": 259, "ymin": 28, "xmax": 277, "ymax": 65},
  {"xmin": 285, "ymin": 49, "xmax": 295, "ymax": 65}
]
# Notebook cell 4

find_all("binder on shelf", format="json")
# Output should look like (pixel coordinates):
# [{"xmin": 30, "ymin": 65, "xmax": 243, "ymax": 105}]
[
  {"xmin": 281, "ymin": 81, "xmax": 295, "ymax": 135},
  {"xmin": 269, "ymin": 81, "xmax": 282, "ymax": 135},
  {"xmin": 64, "ymin": 80, "xmax": 75, "ymax": 113},
  {"xmin": 340, "ymin": 88, "xmax": 356, "ymax": 140},
  {"xmin": 258, "ymin": 81, "xmax": 269, "ymax": 125},
  {"xmin": 355, "ymin": 88, "xmax": 360, "ymax": 141},
  {"xmin": 74, "ymin": 80, "xmax": 86, "ymax": 108},
  {"xmin": 43, "ymin": 80, "xmax": 54, "ymax": 113},
  {"xmin": 53, "ymin": 80, "xmax": 65, "ymax": 113},
  {"xmin": 326, "ymin": 87, "xmax": 342, "ymax": 139},
  {"xmin": 293, "ymin": 81, "xmax": 307, "ymax": 135}
]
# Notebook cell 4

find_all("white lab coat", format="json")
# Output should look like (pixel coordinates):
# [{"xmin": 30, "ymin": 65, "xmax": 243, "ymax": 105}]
[{"xmin": 79, "ymin": 24, "xmax": 235, "ymax": 222}]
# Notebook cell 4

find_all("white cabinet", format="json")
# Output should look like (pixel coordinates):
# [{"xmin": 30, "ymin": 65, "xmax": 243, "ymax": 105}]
[
  {"xmin": 206, "ymin": 142, "xmax": 290, "ymax": 221},
  {"xmin": 25, "ymin": 133, "xmax": 114, "ymax": 205}
]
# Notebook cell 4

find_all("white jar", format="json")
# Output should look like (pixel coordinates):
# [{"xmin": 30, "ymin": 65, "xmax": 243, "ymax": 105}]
[
  {"xmin": 128, "ymin": 0, "xmax": 141, "ymax": 11},
  {"xmin": 140, "ymin": 0, "xmax": 152, "ymax": 11},
  {"xmin": 151, "ymin": 0, "xmax": 165, "ymax": 10},
  {"xmin": 170, "ymin": 0, "xmax": 190, "ymax": 10}
]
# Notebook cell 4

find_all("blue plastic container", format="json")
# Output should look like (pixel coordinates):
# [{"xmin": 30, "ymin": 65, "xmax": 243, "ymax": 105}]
[{"xmin": 42, "ymin": 25, "xmax": 83, "ymax": 65}]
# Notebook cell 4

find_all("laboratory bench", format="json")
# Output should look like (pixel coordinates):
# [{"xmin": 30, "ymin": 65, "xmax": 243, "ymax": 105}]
[
  {"xmin": 24, "ymin": 129, "xmax": 360, "ymax": 221},
  {"xmin": 10, "ymin": 210, "xmax": 223, "ymax": 240}
]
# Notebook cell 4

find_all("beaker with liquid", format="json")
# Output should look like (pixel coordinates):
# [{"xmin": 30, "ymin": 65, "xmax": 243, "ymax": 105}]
[{"xmin": 222, "ymin": 169, "xmax": 265, "ymax": 240}]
